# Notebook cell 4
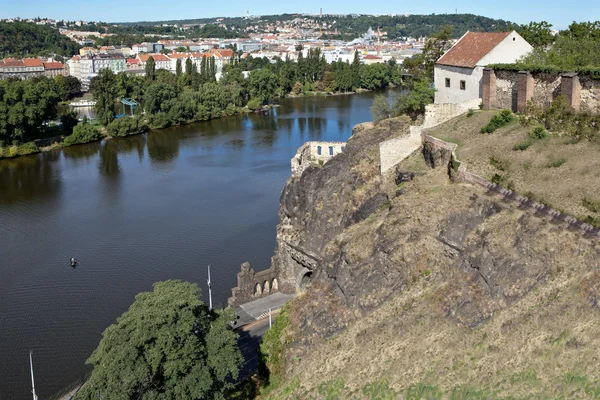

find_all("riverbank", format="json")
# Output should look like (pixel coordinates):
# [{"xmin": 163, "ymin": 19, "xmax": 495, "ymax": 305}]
[{"xmin": 0, "ymin": 104, "xmax": 280, "ymax": 162}]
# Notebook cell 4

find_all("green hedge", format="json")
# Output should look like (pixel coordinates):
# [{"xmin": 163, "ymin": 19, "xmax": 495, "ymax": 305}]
[{"xmin": 63, "ymin": 122, "xmax": 104, "ymax": 147}]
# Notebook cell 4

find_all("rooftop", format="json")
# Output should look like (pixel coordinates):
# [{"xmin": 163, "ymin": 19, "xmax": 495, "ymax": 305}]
[{"xmin": 436, "ymin": 31, "xmax": 511, "ymax": 69}]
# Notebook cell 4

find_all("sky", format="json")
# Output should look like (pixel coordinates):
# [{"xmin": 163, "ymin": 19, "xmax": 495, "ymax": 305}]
[{"xmin": 0, "ymin": 0, "xmax": 598, "ymax": 30}]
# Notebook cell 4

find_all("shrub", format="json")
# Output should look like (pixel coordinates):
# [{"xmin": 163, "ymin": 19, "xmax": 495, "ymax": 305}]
[
  {"xmin": 491, "ymin": 173, "xmax": 506, "ymax": 185},
  {"xmin": 513, "ymin": 140, "xmax": 533, "ymax": 151},
  {"xmin": 106, "ymin": 116, "xmax": 148, "ymax": 138},
  {"xmin": 529, "ymin": 126, "xmax": 548, "ymax": 139},
  {"xmin": 17, "ymin": 142, "xmax": 40, "ymax": 156},
  {"xmin": 247, "ymin": 98, "xmax": 262, "ymax": 110},
  {"xmin": 546, "ymin": 158, "xmax": 567, "ymax": 168},
  {"xmin": 371, "ymin": 94, "xmax": 391, "ymax": 122},
  {"xmin": 481, "ymin": 109, "xmax": 514, "ymax": 133},
  {"xmin": 490, "ymin": 156, "xmax": 508, "ymax": 171},
  {"xmin": 149, "ymin": 112, "xmax": 171, "ymax": 129},
  {"xmin": 466, "ymin": 109, "xmax": 475, "ymax": 117},
  {"xmin": 63, "ymin": 121, "xmax": 104, "ymax": 147}
]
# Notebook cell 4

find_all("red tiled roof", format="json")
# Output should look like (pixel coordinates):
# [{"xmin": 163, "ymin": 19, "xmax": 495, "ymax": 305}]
[
  {"xmin": 3, "ymin": 60, "xmax": 25, "ymax": 67},
  {"xmin": 127, "ymin": 58, "xmax": 140, "ymax": 63},
  {"xmin": 219, "ymin": 49, "xmax": 234, "ymax": 57},
  {"xmin": 23, "ymin": 58, "xmax": 43, "ymax": 67},
  {"xmin": 43, "ymin": 62, "xmax": 64, "ymax": 69},
  {"xmin": 138, "ymin": 54, "xmax": 169, "ymax": 62},
  {"xmin": 364, "ymin": 55, "xmax": 381, "ymax": 59},
  {"xmin": 436, "ymin": 31, "xmax": 511, "ymax": 68}
]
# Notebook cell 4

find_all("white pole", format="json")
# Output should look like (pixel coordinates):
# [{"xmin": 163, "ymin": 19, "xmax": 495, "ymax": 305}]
[
  {"xmin": 29, "ymin": 351, "xmax": 38, "ymax": 400},
  {"xmin": 207, "ymin": 265, "xmax": 213, "ymax": 311},
  {"xmin": 269, "ymin": 308, "xmax": 272, "ymax": 328}
]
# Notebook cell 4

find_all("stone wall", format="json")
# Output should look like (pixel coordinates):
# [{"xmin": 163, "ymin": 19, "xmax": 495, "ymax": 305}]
[
  {"xmin": 228, "ymin": 262, "xmax": 282, "ymax": 307},
  {"xmin": 484, "ymin": 69, "xmax": 600, "ymax": 114},
  {"xmin": 291, "ymin": 141, "xmax": 346, "ymax": 178},
  {"xmin": 379, "ymin": 99, "xmax": 480, "ymax": 174},
  {"xmin": 422, "ymin": 134, "xmax": 600, "ymax": 238}
]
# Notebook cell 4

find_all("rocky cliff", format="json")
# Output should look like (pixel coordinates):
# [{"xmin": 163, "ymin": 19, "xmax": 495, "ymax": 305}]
[{"xmin": 262, "ymin": 116, "xmax": 600, "ymax": 398}]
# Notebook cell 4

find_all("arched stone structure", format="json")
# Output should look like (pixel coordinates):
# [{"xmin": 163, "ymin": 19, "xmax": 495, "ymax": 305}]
[
  {"xmin": 271, "ymin": 278, "xmax": 279, "ymax": 292},
  {"xmin": 254, "ymin": 283, "xmax": 262, "ymax": 296},
  {"xmin": 263, "ymin": 280, "xmax": 270, "ymax": 294},
  {"xmin": 228, "ymin": 262, "xmax": 282, "ymax": 307}
]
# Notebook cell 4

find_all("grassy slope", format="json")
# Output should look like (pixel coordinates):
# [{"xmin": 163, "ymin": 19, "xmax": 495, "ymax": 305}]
[
  {"xmin": 427, "ymin": 110, "xmax": 600, "ymax": 225},
  {"xmin": 258, "ymin": 115, "xmax": 600, "ymax": 399}
]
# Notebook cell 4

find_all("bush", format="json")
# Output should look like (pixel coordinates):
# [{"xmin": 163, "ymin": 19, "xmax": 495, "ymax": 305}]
[
  {"xmin": 106, "ymin": 116, "xmax": 148, "ymax": 138},
  {"xmin": 17, "ymin": 141, "xmax": 40, "ymax": 156},
  {"xmin": 63, "ymin": 121, "xmax": 104, "ymax": 147},
  {"xmin": 481, "ymin": 110, "xmax": 514, "ymax": 133},
  {"xmin": 149, "ymin": 112, "xmax": 171, "ymax": 129},
  {"xmin": 490, "ymin": 156, "xmax": 508, "ymax": 171},
  {"xmin": 466, "ymin": 109, "xmax": 475, "ymax": 117},
  {"xmin": 247, "ymin": 98, "xmax": 262, "ymax": 110},
  {"xmin": 529, "ymin": 126, "xmax": 548, "ymax": 139},
  {"xmin": 513, "ymin": 140, "xmax": 533, "ymax": 151},
  {"xmin": 371, "ymin": 94, "xmax": 391, "ymax": 122}
]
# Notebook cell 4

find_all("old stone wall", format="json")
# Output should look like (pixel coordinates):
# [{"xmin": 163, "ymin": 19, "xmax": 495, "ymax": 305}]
[
  {"xmin": 486, "ymin": 69, "xmax": 600, "ymax": 113},
  {"xmin": 422, "ymin": 134, "xmax": 600, "ymax": 238},
  {"xmin": 228, "ymin": 262, "xmax": 282, "ymax": 307},
  {"xmin": 422, "ymin": 99, "xmax": 482, "ymax": 129},
  {"xmin": 291, "ymin": 141, "xmax": 346, "ymax": 178}
]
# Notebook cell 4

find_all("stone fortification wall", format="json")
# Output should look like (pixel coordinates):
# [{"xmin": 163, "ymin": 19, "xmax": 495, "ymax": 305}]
[
  {"xmin": 291, "ymin": 141, "xmax": 346, "ymax": 178},
  {"xmin": 228, "ymin": 262, "xmax": 281, "ymax": 307},
  {"xmin": 422, "ymin": 134, "xmax": 600, "ymax": 239},
  {"xmin": 484, "ymin": 69, "xmax": 600, "ymax": 114},
  {"xmin": 379, "ymin": 99, "xmax": 480, "ymax": 174},
  {"xmin": 422, "ymin": 99, "xmax": 482, "ymax": 129}
]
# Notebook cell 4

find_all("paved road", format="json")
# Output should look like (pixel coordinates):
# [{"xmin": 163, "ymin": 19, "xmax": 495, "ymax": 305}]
[
  {"xmin": 233, "ymin": 292, "xmax": 294, "ymax": 328},
  {"xmin": 236, "ymin": 314, "xmax": 277, "ymax": 379}
]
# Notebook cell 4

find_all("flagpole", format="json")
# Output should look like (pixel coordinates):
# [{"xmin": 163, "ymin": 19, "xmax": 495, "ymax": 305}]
[
  {"xmin": 207, "ymin": 265, "xmax": 213, "ymax": 311},
  {"xmin": 29, "ymin": 351, "xmax": 38, "ymax": 400}
]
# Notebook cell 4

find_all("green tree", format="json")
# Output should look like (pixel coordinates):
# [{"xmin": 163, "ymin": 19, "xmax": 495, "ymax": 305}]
[
  {"xmin": 404, "ymin": 25, "xmax": 454, "ymax": 78},
  {"xmin": 74, "ymin": 280, "xmax": 242, "ymax": 400},
  {"xmin": 518, "ymin": 21, "xmax": 555, "ymax": 47},
  {"xmin": 90, "ymin": 69, "xmax": 118, "ymax": 126},
  {"xmin": 63, "ymin": 119, "xmax": 104, "ymax": 146},
  {"xmin": 371, "ymin": 94, "xmax": 392, "ymax": 122},
  {"xmin": 176, "ymin": 58, "xmax": 182, "ymax": 76},
  {"xmin": 393, "ymin": 79, "xmax": 435, "ymax": 119},
  {"xmin": 145, "ymin": 55, "xmax": 156, "ymax": 81},
  {"xmin": 247, "ymin": 68, "xmax": 278, "ymax": 104}
]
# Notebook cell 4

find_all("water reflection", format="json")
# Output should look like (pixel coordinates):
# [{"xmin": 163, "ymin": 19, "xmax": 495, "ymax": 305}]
[
  {"xmin": 62, "ymin": 142, "xmax": 101, "ymax": 161},
  {"xmin": 0, "ymin": 152, "xmax": 62, "ymax": 204},
  {"xmin": 147, "ymin": 128, "xmax": 180, "ymax": 163}
]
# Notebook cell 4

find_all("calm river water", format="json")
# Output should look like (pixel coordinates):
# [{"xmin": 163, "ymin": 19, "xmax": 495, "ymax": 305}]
[{"xmin": 0, "ymin": 90, "xmax": 396, "ymax": 399}]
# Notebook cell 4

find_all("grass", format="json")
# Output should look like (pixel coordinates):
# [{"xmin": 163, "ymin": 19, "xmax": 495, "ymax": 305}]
[
  {"xmin": 513, "ymin": 140, "xmax": 533, "ymax": 151},
  {"xmin": 545, "ymin": 158, "xmax": 567, "ymax": 168},
  {"xmin": 490, "ymin": 156, "xmax": 508, "ymax": 171},
  {"xmin": 582, "ymin": 198, "xmax": 600, "ymax": 213}
]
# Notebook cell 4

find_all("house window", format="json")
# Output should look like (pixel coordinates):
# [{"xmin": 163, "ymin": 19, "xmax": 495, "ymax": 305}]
[
  {"xmin": 460, "ymin": 80, "xmax": 466, "ymax": 90},
  {"xmin": 445, "ymin": 78, "xmax": 450, "ymax": 88}
]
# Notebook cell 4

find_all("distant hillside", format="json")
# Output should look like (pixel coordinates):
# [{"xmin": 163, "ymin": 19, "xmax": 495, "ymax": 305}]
[
  {"xmin": 118, "ymin": 13, "xmax": 515, "ymax": 39},
  {"xmin": 0, "ymin": 22, "xmax": 80, "ymax": 57}
]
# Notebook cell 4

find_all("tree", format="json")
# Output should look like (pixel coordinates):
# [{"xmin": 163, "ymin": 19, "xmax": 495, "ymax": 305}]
[
  {"xmin": 518, "ymin": 21, "xmax": 555, "ymax": 47},
  {"xmin": 393, "ymin": 79, "xmax": 435, "ymax": 119},
  {"xmin": 403, "ymin": 25, "xmax": 454, "ymax": 78},
  {"xmin": 247, "ymin": 68, "xmax": 278, "ymax": 104},
  {"xmin": 371, "ymin": 94, "xmax": 391, "ymax": 122},
  {"xmin": 63, "ymin": 119, "xmax": 104, "ymax": 146},
  {"xmin": 74, "ymin": 280, "xmax": 242, "ymax": 400},
  {"xmin": 90, "ymin": 69, "xmax": 118, "ymax": 126},
  {"xmin": 145, "ymin": 55, "xmax": 156, "ymax": 81},
  {"xmin": 176, "ymin": 58, "xmax": 182, "ymax": 76}
]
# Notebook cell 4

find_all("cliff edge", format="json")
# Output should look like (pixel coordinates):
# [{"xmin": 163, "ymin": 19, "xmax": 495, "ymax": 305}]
[{"xmin": 260, "ymin": 113, "xmax": 600, "ymax": 398}]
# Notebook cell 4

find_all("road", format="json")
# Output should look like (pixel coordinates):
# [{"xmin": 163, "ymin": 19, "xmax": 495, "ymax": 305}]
[{"xmin": 236, "ymin": 313, "xmax": 277, "ymax": 379}]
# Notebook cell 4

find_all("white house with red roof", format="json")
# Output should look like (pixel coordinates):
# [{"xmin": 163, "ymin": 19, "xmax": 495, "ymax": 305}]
[{"xmin": 434, "ymin": 31, "xmax": 532, "ymax": 104}]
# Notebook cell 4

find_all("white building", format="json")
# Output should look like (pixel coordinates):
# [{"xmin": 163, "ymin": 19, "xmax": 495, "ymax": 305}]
[
  {"xmin": 323, "ymin": 50, "xmax": 354, "ymax": 64},
  {"xmin": 434, "ymin": 31, "xmax": 532, "ymax": 104}
]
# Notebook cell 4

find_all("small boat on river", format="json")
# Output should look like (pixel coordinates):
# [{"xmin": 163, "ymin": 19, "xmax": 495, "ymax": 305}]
[{"xmin": 69, "ymin": 100, "xmax": 97, "ymax": 107}]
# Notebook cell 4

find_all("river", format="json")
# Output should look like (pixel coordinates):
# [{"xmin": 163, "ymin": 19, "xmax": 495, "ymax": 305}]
[{"xmin": 0, "ymin": 90, "xmax": 398, "ymax": 399}]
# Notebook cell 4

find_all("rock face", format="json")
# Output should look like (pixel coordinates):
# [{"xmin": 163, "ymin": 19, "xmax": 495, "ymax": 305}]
[{"xmin": 270, "ymin": 116, "xmax": 600, "ymax": 338}]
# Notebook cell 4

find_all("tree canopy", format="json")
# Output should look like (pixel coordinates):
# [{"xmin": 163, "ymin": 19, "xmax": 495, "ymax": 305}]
[
  {"xmin": 0, "ymin": 21, "xmax": 80, "ymax": 57},
  {"xmin": 74, "ymin": 280, "xmax": 242, "ymax": 400}
]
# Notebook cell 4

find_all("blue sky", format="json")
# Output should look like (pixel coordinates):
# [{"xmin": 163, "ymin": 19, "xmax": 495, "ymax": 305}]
[{"xmin": 1, "ymin": 0, "xmax": 597, "ymax": 29}]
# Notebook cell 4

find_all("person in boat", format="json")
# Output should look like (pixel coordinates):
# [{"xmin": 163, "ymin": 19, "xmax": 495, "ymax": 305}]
[{"xmin": 70, "ymin": 257, "xmax": 78, "ymax": 267}]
